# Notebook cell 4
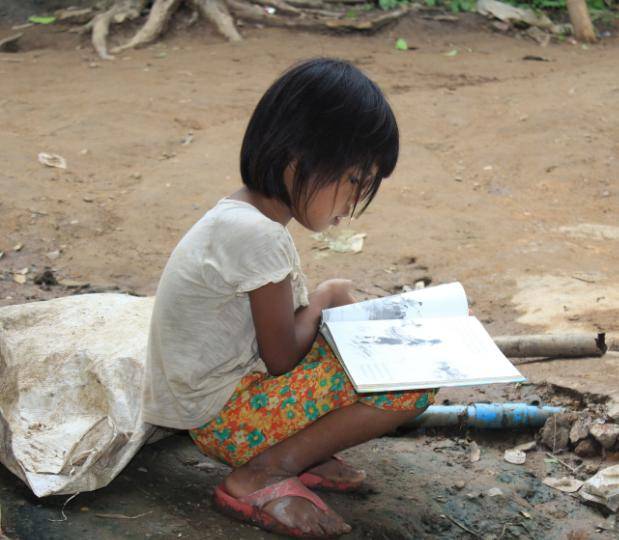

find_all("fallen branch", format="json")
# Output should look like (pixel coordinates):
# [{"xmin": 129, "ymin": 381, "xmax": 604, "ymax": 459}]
[
  {"xmin": 95, "ymin": 511, "xmax": 153, "ymax": 519},
  {"xmin": 494, "ymin": 333, "xmax": 606, "ymax": 359}
]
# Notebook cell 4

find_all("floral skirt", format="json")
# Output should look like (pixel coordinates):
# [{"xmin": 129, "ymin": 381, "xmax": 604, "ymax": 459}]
[{"xmin": 189, "ymin": 335, "xmax": 437, "ymax": 467}]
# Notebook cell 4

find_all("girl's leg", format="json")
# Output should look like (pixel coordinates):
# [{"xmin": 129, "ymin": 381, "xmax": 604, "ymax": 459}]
[{"xmin": 224, "ymin": 402, "xmax": 424, "ymax": 536}]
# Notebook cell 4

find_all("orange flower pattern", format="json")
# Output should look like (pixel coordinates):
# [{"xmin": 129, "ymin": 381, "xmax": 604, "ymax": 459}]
[{"xmin": 190, "ymin": 335, "xmax": 437, "ymax": 466}]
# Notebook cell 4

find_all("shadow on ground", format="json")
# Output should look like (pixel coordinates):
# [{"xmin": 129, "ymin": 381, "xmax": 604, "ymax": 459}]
[{"xmin": 1, "ymin": 421, "xmax": 613, "ymax": 539}]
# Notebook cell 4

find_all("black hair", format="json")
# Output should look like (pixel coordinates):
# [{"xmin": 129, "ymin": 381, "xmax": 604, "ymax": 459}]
[{"xmin": 240, "ymin": 57, "xmax": 399, "ymax": 217}]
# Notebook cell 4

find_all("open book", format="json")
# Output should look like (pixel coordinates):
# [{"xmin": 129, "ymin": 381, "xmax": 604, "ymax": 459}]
[{"xmin": 320, "ymin": 282, "xmax": 526, "ymax": 393}]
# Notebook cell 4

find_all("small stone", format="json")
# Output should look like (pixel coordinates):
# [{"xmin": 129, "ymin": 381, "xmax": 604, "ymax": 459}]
[
  {"xmin": 469, "ymin": 441, "xmax": 481, "ymax": 463},
  {"xmin": 13, "ymin": 243, "xmax": 23, "ymax": 251},
  {"xmin": 454, "ymin": 480, "xmax": 465, "ymax": 490},
  {"xmin": 138, "ymin": 467, "xmax": 148, "ymax": 473},
  {"xmin": 541, "ymin": 413, "xmax": 574, "ymax": 452},
  {"xmin": 607, "ymin": 402, "xmax": 619, "ymax": 423},
  {"xmin": 13, "ymin": 274, "xmax": 27, "ymax": 284},
  {"xmin": 570, "ymin": 415, "xmax": 593, "ymax": 444},
  {"xmin": 130, "ymin": 172, "xmax": 142, "ymax": 180},
  {"xmin": 590, "ymin": 423, "xmax": 619, "ymax": 449},
  {"xmin": 0, "ymin": 251, "xmax": 4, "ymax": 259},
  {"xmin": 83, "ymin": 196, "xmax": 94, "ymax": 203},
  {"xmin": 486, "ymin": 487, "xmax": 504, "ymax": 498},
  {"xmin": 575, "ymin": 438, "xmax": 600, "ymax": 458},
  {"xmin": 80, "ymin": 506, "xmax": 90, "ymax": 512},
  {"xmin": 33, "ymin": 269, "xmax": 58, "ymax": 287},
  {"xmin": 46, "ymin": 250, "xmax": 61, "ymax": 261}
]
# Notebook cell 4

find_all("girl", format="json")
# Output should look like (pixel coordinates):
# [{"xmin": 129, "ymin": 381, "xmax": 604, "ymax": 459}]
[{"xmin": 142, "ymin": 58, "xmax": 436, "ymax": 538}]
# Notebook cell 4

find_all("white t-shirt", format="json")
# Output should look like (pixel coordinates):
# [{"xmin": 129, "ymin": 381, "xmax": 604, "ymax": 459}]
[{"xmin": 141, "ymin": 198, "xmax": 309, "ymax": 429}]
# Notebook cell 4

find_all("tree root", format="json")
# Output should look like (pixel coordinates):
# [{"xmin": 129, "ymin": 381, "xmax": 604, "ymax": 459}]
[
  {"xmin": 91, "ymin": 0, "xmax": 146, "ymax": 59},
  {"xmin": 191, "ymin": 0, "xmax": 243, "ymax": 42},
  {"xmin": 78, "ymin": 0, "xmax": 411, "ymax": 59},
  {"xmin": 111, "ymin": 0, "xmax": 184, "ymax": 53}
]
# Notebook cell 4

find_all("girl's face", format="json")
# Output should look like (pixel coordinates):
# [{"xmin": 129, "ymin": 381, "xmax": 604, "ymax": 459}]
[{"xmin": 285, "ymin": 164, "xmax": 375, "ymax": 232}]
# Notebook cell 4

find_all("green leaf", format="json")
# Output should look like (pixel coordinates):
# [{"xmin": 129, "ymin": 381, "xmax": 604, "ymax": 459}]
[
  {"xmin": 395, "ymin": 38, "xmax": 408, "ymax": 50},
  {"xmin": 444, "ymin": 48, "xmax": 459, "ymax": 56},
  {"xmin": 28, "ymin": 15, "xmax": 56, "ymax": 24},
  {"xmin": 346, "ymin": 9, "xmax": 358, "ymax": 18},
  {"xmin": 425, "ymin": 0, "xmax": 437, "ymax": 6},
  {"xmin": 450, "ymin": 0, "xmax": 461, "ymax": 12}
]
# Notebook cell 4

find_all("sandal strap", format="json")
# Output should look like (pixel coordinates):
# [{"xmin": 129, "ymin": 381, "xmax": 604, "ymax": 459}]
[{"xmin": 239, "ymin": 477, "xmax": 329, "ymax": 512}]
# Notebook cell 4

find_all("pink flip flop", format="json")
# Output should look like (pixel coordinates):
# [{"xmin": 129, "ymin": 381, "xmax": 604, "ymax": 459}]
[
  {"xmin": 213, "ymin": 477, "xmax": 336, "ymax": 538},
  {"xmin": 299, "ymin": 456, "xmax": 366, "ymax": 493}
]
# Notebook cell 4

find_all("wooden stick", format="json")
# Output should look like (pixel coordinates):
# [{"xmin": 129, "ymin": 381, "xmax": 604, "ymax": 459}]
[
  {"xmin": 441, "ymin": 514, "xmax": 482, "ymax": 538},
  {"xmin": 493, "ymin": 333, "xmax": 606, "ymax": 359},
  {"xmin": 545, "ymin": 452, "xmax": 582, "ymax": 474}
]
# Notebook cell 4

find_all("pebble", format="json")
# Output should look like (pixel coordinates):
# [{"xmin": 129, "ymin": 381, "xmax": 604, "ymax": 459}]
[
  {"xmin": 575, "ymin": 438, "xmax": 599, "ymax": 458},
  {"xmin": 486, "ymin": 487, "xmax": 504, "ymax": 498},
  {"xmin": 589, "ymin": 423, "xmax": 619, "ymax": 449},
  {"xmin": 569, "ymin": 415, "xmax": 592, "ymax": 444}
]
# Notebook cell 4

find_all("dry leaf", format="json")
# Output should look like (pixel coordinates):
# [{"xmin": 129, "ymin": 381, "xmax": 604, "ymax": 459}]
[
  {"xmin": 38, "ymin": 152, "xmax": 67, "ymax": 169},
  {"xmin": 311, "ymin": 230, "xmax": 366, "ymax": 254},
  {"xmin": 543, "ymin": 476, "xmax": 583, "ymax": 493}
]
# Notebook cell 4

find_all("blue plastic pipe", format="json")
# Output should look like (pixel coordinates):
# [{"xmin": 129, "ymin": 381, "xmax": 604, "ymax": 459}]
[{"xmin": 410, "ymin": 403, "xmax": 564, "ymax": 429}]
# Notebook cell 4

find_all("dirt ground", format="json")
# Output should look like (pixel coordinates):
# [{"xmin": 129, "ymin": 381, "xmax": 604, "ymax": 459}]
[{"xmin": 1, "ymin": 10, "xmax": 618, "ymax": 539}]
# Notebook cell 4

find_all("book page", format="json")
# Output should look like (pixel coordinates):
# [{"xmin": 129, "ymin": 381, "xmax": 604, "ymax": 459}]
[
  {"xmin": 323, "ymin": 316, "xmax": 525, "ymax": 392},
  {"xmin": 322, "ymin": 282, "xmax": 468, "ymax": 323}
]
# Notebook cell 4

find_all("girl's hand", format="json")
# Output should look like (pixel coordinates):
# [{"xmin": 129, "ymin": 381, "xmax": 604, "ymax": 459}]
[{"xmin": 316, "ymin": 279, "xmax": 356, "ymax": 309}]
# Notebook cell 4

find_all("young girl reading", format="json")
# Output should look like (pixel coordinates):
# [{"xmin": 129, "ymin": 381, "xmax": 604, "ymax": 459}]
[{"xmin": 142, "ymin": 57, "xmax": 437, "ymax": 537}]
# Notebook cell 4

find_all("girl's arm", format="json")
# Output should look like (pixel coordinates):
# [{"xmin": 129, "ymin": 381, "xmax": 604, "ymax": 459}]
[{"xmin": 249, "ymin": 277, "xmax": 354, "ymax": 376}]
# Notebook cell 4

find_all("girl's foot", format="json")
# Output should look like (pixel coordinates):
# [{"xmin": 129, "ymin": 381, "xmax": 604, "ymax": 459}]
[
  {"xmin": 304, "ymin": 457, "xmax": 366, "ymax": 488},
  {"xmin": 224, "ymin": 466, "xmax": 352, "ymax": 537}
]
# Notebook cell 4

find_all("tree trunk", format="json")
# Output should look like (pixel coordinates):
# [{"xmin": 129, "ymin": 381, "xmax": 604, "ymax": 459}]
[{"xmin": 566, "ymin": 0, "xmax": 597, "ymax": 43}]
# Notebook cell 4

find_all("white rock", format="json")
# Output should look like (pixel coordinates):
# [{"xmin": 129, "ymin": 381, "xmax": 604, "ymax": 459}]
[{"xmin": 580, "ymin": 465, "xmax": 619, "ymax": 512}]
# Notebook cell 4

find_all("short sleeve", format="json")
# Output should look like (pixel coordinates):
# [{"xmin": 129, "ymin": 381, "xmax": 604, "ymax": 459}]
[{"xmin": 205, "ymin": 213, "xmax": 294, "ymax": 294}]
